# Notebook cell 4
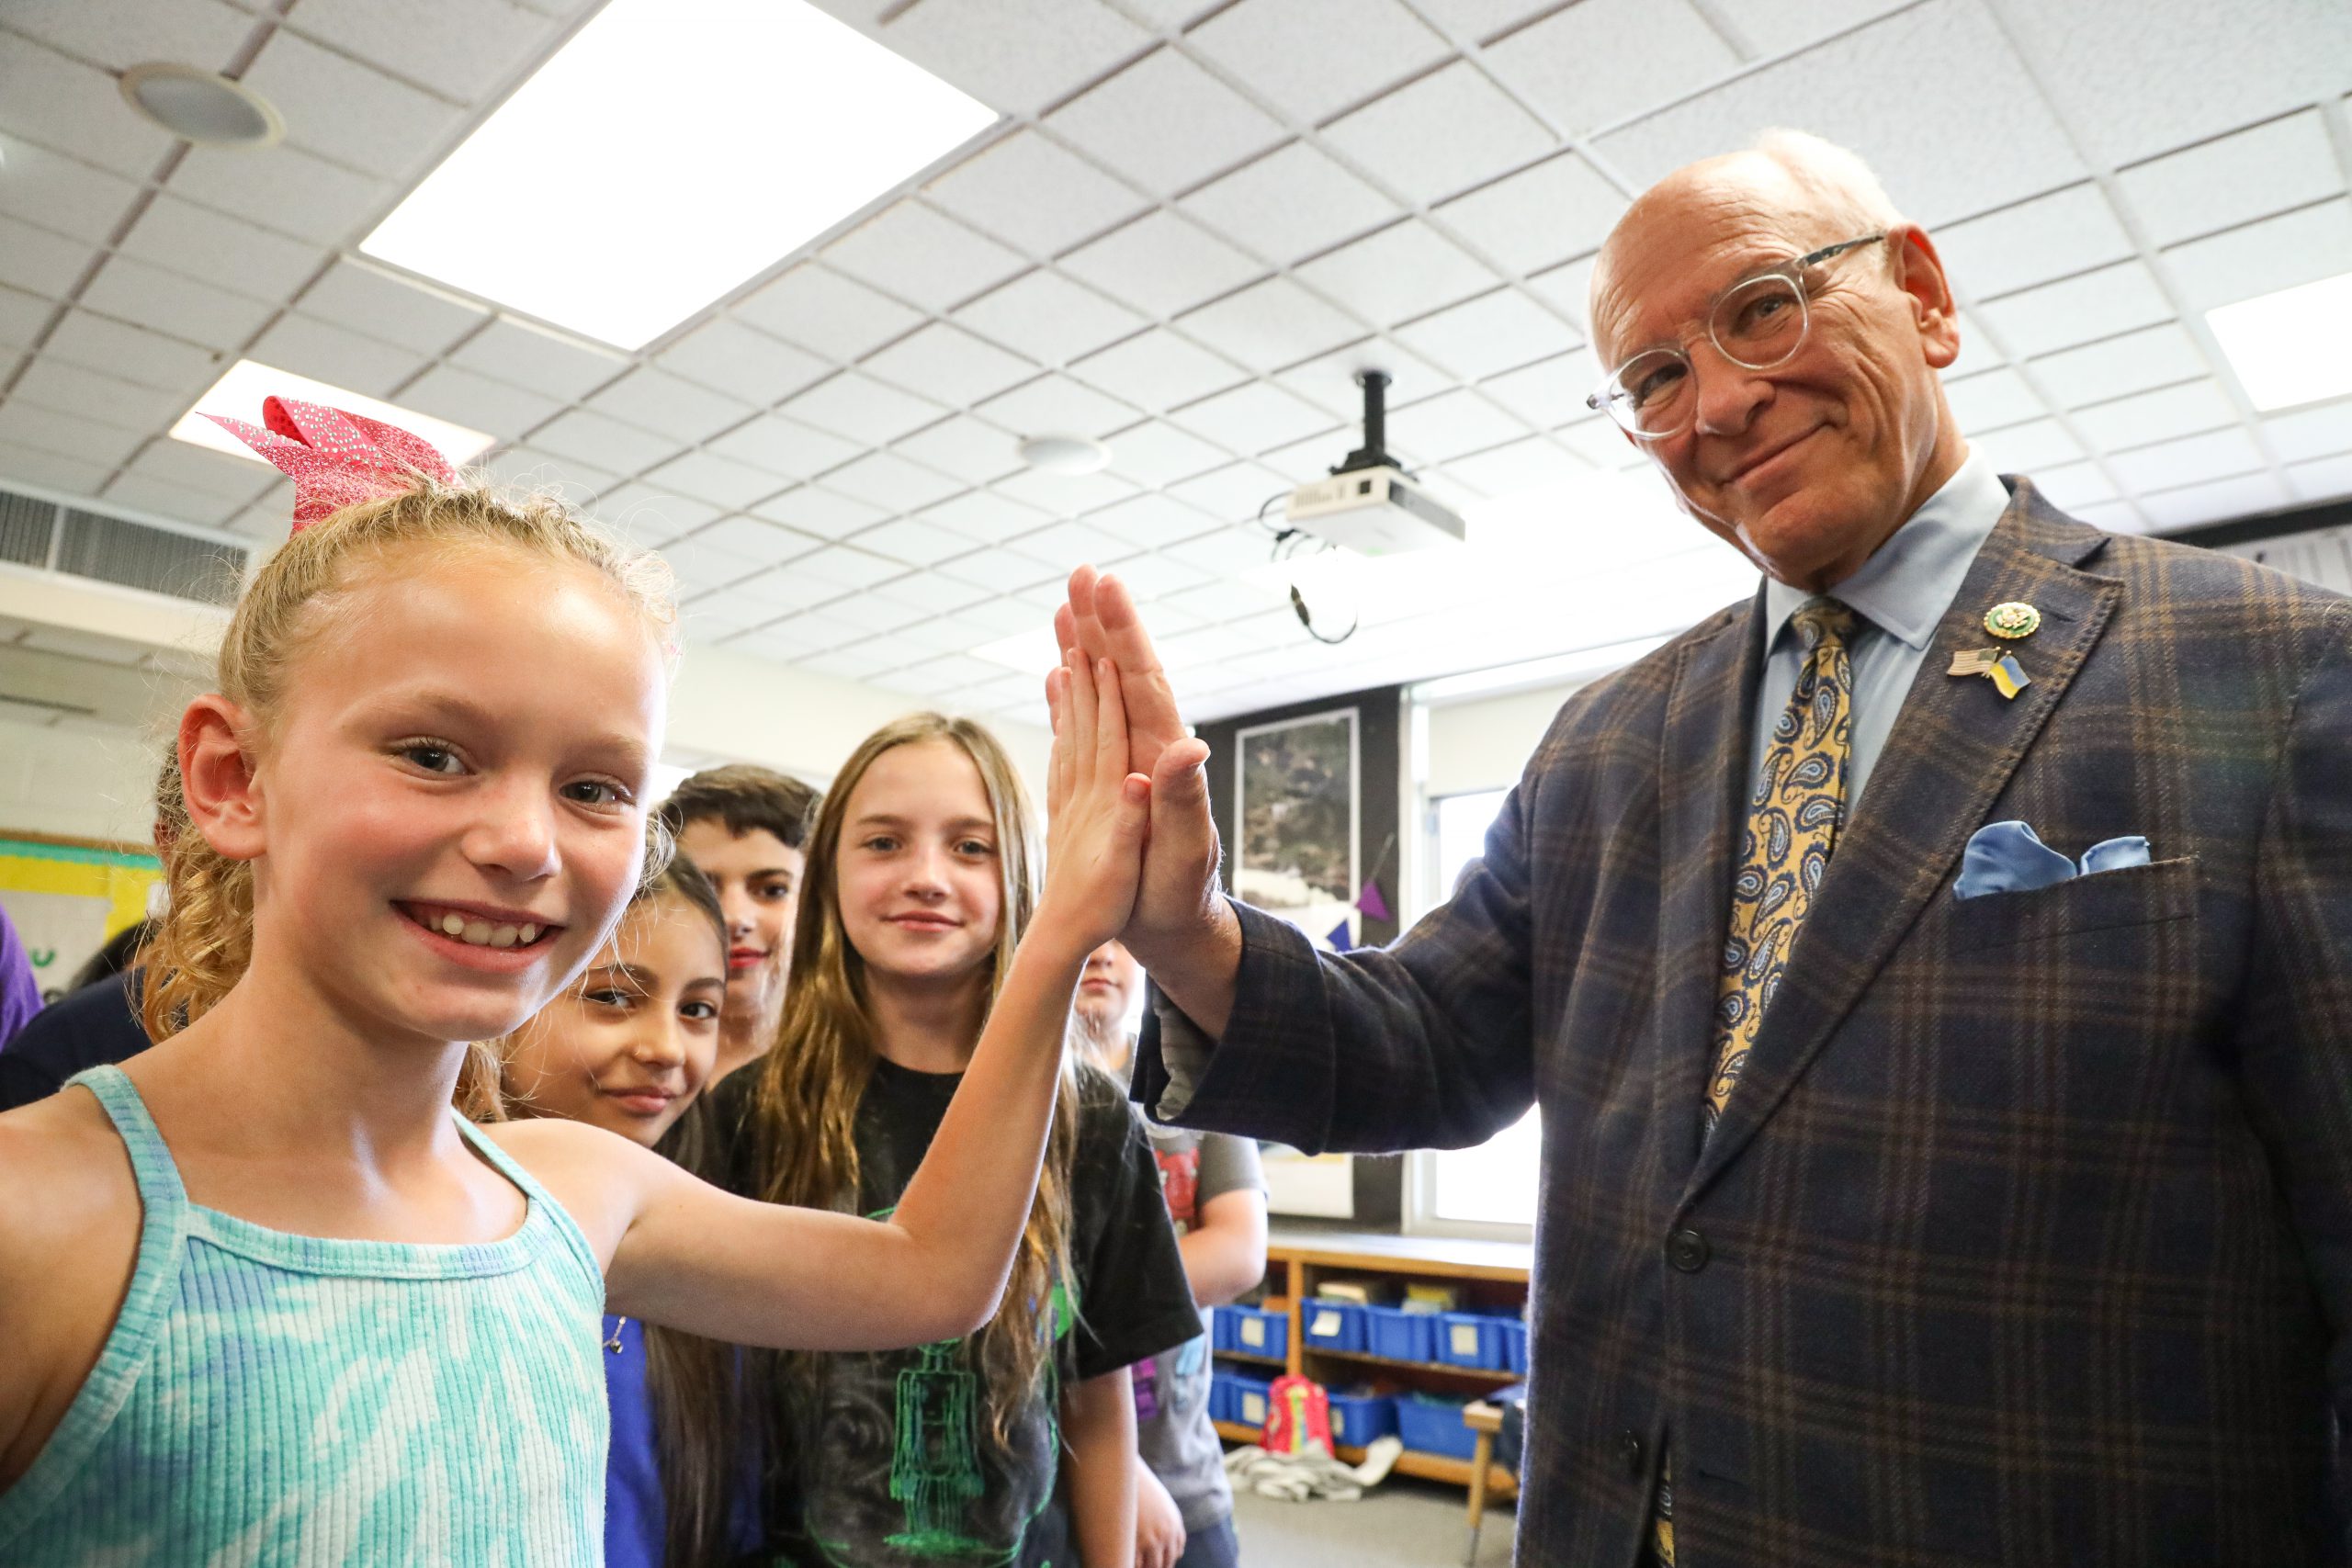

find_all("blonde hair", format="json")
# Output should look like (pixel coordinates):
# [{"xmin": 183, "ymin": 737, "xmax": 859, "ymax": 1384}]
[
  {"xmin": 749, "ymin": 712, "xmax": 1080, "ymax": 1444},
  {"xmin": 141, "ymin": 476, "xmax": 675, "ymax": 1120}
]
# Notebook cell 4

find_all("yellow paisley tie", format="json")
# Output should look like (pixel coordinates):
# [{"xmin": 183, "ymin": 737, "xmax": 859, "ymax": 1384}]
[{"xmin": 1655, "ymin": 596, "xmax": 1856, "ymax": 1566}]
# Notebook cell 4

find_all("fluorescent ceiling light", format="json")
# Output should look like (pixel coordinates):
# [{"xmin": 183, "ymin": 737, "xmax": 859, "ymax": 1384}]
[
  {"xmin": 363, "ymin": 0, "xmax": 997, "ymax": 349},
  {"xmin": 173, "ymin": 359, "xmax": 495, "ymax": 467},
  {"xmin": 2207, "ymin": 272, "xmax": 2352, "ymax": 412},
  {"xmin": 972, "ymin": 624, "xmax": 1060, "ymax": 676}
]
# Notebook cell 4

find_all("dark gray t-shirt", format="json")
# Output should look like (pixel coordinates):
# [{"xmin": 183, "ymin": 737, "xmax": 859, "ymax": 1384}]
[{"xmin": 1117, "ymin": 1056, "xmax": 1266, "ymax": 1533}]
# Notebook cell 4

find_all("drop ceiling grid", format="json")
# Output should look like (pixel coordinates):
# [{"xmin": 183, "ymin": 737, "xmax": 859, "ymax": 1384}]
[{"xmin": 0, "ymin": 0, "xmax": 2343, "ymax": 728}]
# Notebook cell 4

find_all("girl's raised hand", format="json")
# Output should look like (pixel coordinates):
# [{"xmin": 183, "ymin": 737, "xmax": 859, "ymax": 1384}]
[{"xmin": 1036, "ymin": 650, "xmax": 1153, "ymax": 956}]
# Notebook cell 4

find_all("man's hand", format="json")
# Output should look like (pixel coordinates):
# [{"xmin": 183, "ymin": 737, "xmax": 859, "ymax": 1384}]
[{"xmin": 1135, "ymin": 1461, "xmax": 1187, "ymax": 1568}]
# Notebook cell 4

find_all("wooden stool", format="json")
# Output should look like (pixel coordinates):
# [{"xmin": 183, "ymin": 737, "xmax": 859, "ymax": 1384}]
[{"xmin": 1463, "ymin": 1399, "xmax": 1506, "ymax": 1563}]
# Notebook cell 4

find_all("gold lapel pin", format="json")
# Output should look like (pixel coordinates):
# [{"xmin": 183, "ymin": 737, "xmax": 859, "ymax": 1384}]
[{"xmin": 1984, "ymin": 602, "xmax": 2041, "ymax": 639}]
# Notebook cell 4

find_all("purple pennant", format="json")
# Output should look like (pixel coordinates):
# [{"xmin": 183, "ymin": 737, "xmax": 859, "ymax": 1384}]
[
  {"xmin": 1325, "ymin": 918, "xmax": 1355, "ymax": 953},
  {"xmin": 1354, "ymin": 878, "xmax": 1392, "ymax": 922}
]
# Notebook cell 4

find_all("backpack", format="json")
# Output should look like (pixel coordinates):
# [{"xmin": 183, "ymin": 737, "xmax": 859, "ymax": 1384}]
[{"xmin": 1261, "ymin": 1373, "xmax": 1334, "ymax": 1457}]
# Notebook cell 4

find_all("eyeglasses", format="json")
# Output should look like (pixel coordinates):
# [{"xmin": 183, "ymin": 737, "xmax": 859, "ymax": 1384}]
[{"xmin": 1585, "ymin": 233, "xmax": 1887, "ymax": 440}]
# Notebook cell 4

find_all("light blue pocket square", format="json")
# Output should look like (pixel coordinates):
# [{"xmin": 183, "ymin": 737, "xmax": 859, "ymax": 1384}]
[{"xmin": 1953, "ymin": 820, "xmax": 2152, "ymax": 900}]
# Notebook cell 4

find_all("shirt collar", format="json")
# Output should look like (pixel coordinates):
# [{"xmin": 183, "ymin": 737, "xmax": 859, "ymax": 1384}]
[{"xmin": 1761, "ymin": 451, "xmax": 2012, "ymax": 656}]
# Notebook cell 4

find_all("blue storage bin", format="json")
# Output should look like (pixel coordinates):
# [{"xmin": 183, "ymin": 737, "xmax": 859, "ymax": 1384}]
[
  {"xmin": 1228, "ymin": 1372, "xmax": 1275, "ymax": 1430},
  {"xmin": 1395, "ymin": 1393, "xmax": 1479, "ymax": 1460},
  {"xmin": 1207, "ymin": 1372, "xmax": 1235, "ymax": 1425},
  {"xmin": 1229, "ymin": 1304, "xmax": 1288, "ymax": 1359},
  {"xmin": 1326, "ymin": 1390, "xmax": 1396, "ymax": 1447},
  {"xmin": 1364, "ymin": 1304, "xmax": 1436, "ymax": 1363},
  {"xmin": 1500, "ymin": 1316, "xmax": 1529, "ymax": 1375},
  {"xmin": 1301, "ymin": 1299, "xmax": 1366, "ymax": 1353},
  {"xmin": 1211, "ymin": 1307, "xmax": 1236, "ymax": 1353},
  {"xmin": 1434, "ymin": 1310, "xmax": 1507, "ymax": 1370}
]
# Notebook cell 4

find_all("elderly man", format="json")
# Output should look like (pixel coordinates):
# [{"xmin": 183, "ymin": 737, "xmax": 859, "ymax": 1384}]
[{"xmin": 1056, "ymin": 131, "xmax": 2352, "ymax": 1566}]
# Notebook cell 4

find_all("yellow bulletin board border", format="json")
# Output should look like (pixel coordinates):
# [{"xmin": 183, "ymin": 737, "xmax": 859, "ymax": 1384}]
[{"xmin": 0, "ymin": 832, "xmax": 164, "ymax": 941}]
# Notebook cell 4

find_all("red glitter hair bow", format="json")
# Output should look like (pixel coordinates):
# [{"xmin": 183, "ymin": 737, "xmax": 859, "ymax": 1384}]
[{"xmin": 206, "ymin": 395, "xmax": 455, "ymax": 530}]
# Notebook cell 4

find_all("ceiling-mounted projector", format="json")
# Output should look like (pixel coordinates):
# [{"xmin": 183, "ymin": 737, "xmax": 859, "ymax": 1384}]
[{"xmin": 1283, "ymin": 371, "xmax": 1466, "ymax": 555}]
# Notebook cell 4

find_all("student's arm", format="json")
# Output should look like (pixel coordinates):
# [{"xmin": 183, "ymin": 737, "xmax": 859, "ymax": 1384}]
[
  {"xmin": 1179, "ymin": 1133, "xmax": 1267, "ymax": 1307},
  {"xmin": 1063, "ymin": 1367, "xmax": 1138, "ymax": 1568},
  {"xmin": 1134, "ymin": 1457, "xmax": 1186, "ymax": 1568},
  {"xmin": 503, "ymin": 656, "xmax": 1154, "ymax": 1350}
]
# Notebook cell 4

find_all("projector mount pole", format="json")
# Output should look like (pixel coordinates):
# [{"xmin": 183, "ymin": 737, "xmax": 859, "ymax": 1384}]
[{"xmin": 1332, "ymin": 370, "xmax": 1392, "ymax": 475}]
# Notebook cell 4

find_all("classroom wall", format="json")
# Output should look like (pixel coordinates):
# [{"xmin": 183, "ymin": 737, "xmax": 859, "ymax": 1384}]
[
  {"xmin": 0, "ymin": 717, "xmax": 168, "ymax": 844},
  {"xmin": 1422, "ymin": 682, "xmax": 1584, "ymax": 799}
]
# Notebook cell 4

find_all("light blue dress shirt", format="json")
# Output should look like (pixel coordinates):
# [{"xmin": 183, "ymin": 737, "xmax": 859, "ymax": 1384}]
[{"xmin": 1748, "ymin": 454, "xmax": 2013, "ymax": 814}]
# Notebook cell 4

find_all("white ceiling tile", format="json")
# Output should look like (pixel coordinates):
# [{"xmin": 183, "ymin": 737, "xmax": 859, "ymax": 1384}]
[
  {"xmin": 0, "ymin": 213, "xmax": 96, "ymax": 299},
  {"xmin": 1171, "ymin": 381, "xmax": 1340, "ymax": 453},
  {"xmin": 42, "ymin": 311, "xmax": 220, "ymax": 395},
  {"xmin": 1105, "ymin": 420, "xmax": 1231, "ymax": 486},
  {"xmin": 733, "ymin": 265, "xmax": 923, "ymax": 362},
  {"xmin": 2066, "ymin": 499, "xmax": 2147, "ymax": 534},
  {"xmin": 2261, "ymin": 403, "xmax": 2352, "ymax": 465},
  {"xmin": 1163, "ymin": 523, "xmax": 1276, "ymax": 574},
  {"xmin": 0, "ymin": 399, "xmax": 141, "ymax": 467},
  {"xmin": 918, "ymin": 488, "xmax": 1052, "ymax": 544},
  {"xmin": 1293, "ymin": 221, "xmax": 1500, "ymax": 330},
  {"xmin": 1947, "ymin": 310, "xmax": 2005, "ymax": 380},
  {"xmin": 1701, "ymin": 0, "xmax": 1915, "ymax": 56},
  {"xmin": 1179, "ymin": 142, "xmax": 1397, "ymax": 268},
  {"xmin": 124, "ymin": 438, "xmax": 275, "ymax": 502},
  {"xmin": 659, "ymin": 531, "xmax": 767, "ymax": 595},
  {"xmin": 450, "ymin": 316, "xmax": 628, "ymax": 400},
  {"xmin": 248, "ymin": 313, "xmax": 426, "ymax": 398},
  {"xmin": 1976, "ymin": 261, "xmax": 2173, "ymax": 359},
  {"xmin": 1943, "ymin": 367, "xmax": 2045, "ymax": 434},
  {"xmin": 1320, "ymin": 62, "xmax": 1555, "ymax": 206},
  {"xmin": 1272, "ymin": 337, "xmax": 1454, "ymax": 418},
  {"xmin": 1933, "ymin": 184, "xmax": 2135, "ymax": 303},
  {"xmin": 2025, "ymin": 323, "xmax": 2208, "ymax": 410},
  {"xmin": 643, "ymin": 448, "xmax": 789, "ymax": 509},
  {"xmin": 990, "ymin": 463, "xmax": 1140, "ymax": 516},
  {"xmin": 853, "ymin": 517, "xmax": 978, "ymax": 567},
  {"xmin": 1177, "ymin": 276, "xmax": 1364, "ymax": 372},
  {"xmin": 865, "ymin": 322, "xmax": 1043, "ymax": 407},
  {"xmin": 100, "ymin": 471, "xmax": 243, "ymax": 526},
  {"xmin": 1431, "ymin": 154, "xmax": 1627, "ymax": 279},
  {"xmin": 297, "ymin": 257, "xmax": 486, "ymax": 355},
  {"xmin": 2286, "ymin": 453, "xmax": 2352, "ymax": 505},
  {"xmin": 1478, "ymin": 349, "xmax": 1601, "ymax": 430},
  {"xmin": 1012, "ymin": 518, "xmax": 1134, "ymax": 575},
  {"xmin": 1444, "ymin": 434, "xmax": 1590, "ymax": 494},
  {"xmin": 2071, "ymin": 378, "xmax": 2238, "ymax": 452},
  {"xmin": 675, "ymin": 594, "xmax": 779, "ymax": 643},
  {"xmin": 532, "ymin": 410, "xmax": 682, "ymax": 477},
  {"xmin": 1059, "ymin": 210, "xmax": 1266, "ymax": 318},
  {"xmin": 242, "ymin": 31, "xmax": 463, "ymax": 183},
  {"xmin": 751, "ymin": 486, "xmax": 889, "ymax": 540},
  {"xmin": 1188, "ymin": 0, "xmax": 1450, "ymax": 124},
  {"xmin": 2003, "ymin": 0, "xmax": 2352, "ymax": 167},
  {"xmin": 2106, "ymin": 425, "xmax": 2265, "ymax": 494},
  {"xmin": 0, "ymin": 32, "xmax": 176, "ymax": 179},
  {"xmin": 823, "ymin": 202, "xmax": 1029, "ymax": 313},
  {"xmin": 2117, "ymin": 110, "xmax": 2345, "ymax": 249},
  {"xmin": 1085, "ymin": 491, "xmax": 1222, "ymax": 549},
  {"xmin": 1966, "ymin": 417, "xmax": 2086, "ymax": 474},
  {"xmin": 978, "ymin": 373, "xmax": 1142, "ymax": 437},
  {"xmin": 10, "ymin": 0, "xmax": 255, "ymax": 71},
  {"xmin": 728, "ymin": 565, "xmax": 846, "ymax": 615},
  {"xmin": 1396, "ymin": 288, "xmax": 1581, "ymax": 379},
  {"xmin": 1069, "ymin": 329, "xmax": 1248, "ymax": 411},
  {"xmin": 78, "ymin": 255, "xmax": 277, "ymax": 351},
  {"xmin": 821, "ymin": 451, "xmax": 967, "ymax": 512},
  {"xmin": 399, "ymin": 365, "xmax": 563, "ymax": 439},
  {"xmin": 937, "ymin": 544, "xmax": 1064, "ymax": 593},
  {"xmin": 688, "ymin": 513, "xmax": 823, "ymax": 565},
  {"xmin": 776, "ymin": 613, "xmax": 885, "ymax": 655},
  {"xmin": 1385, "ymin": 387, "xmax": 1532, "ymax": 459},
  {"xmin": 1556, "ymin": 412, "xmax": 1648, "ymax": 469},
  {"xmin": 483, "ymin": 444, "xmax": 619, "ymax": 504},
  {"xmin": 1594, "ymin": 0, "xmax": 2086, "ymax": 227},
  {"xmin": 881, "ymin": 653, "xmax": 1002, "ymax": 697},
  {"xmin": 1105, "ymin": 549, "xmax": 1213, "ymax": 600},
  {"xmin": 952, "ymin": 596, "xmax": 1057, "ymax": 637},
  {"xmin": 894, "ymin": 415, "xmax": 1026, "ymax": 485},
  {"xmin": 954, "ymin": 270, "xmax": 1148, "ymax": 367},
  {"xmin": 878, "ymin": 0, "xmax": 1151, "ymax": 116},
  {"xmin": 286, "ymin": 0, "xmax": 556, "ymax": 102},
  {"xmin": 925, "ymin": 130, "xmax": 1150, "ymax": 257},
  {"xmin": 0, "ymin": 286, "xmax": 53, "ymax": 352},
  {"xmin": 705, "ymin": 414, "xmax": 865, "ymax": 479},
  {"xmin": 117, "ymin": 194, "xmax": 326, "ymax": 303},
  {"xmin": 1118, "ymin": 0, "xmax": 1225, "ymax": 26},
  {"xmin": 2024, "ymin": 458, "xmax": 2117, "ymax": 512},
  {"xmin": 803, "ymin": 644, "xmax": 900, "ymax": 680},
  {"xmin": 655, "ymin": 318, "xmax": 831, "ymax": 407},
  {"xmin": 589, "ymin": 484, "xmax": 722, "ymax": 547},
  {"xmin": 1254, "ymin": 426, "xmax": 1353, "ymax": 482},
  {"xmin": 871, "ymin": 571, "xmax": 990, "ymax": 615},
  {"xmin": 2164, "ymin": 198, "xmax": 2352, "ymax": 312},
  {"xmin": 587, "ymin": 367, "xmax": 754, "ymax": 445},
  {"xmin": 796, "ymin": 543, "xmax": 907, "ymax": 590},
  {"xmin": 1484, "ymin": 0, "xmax": 1739, "ymax": 137},
  {"xmin": 173, "ymin": 142, "xmax": 393, "ymax": 246},
  {"xmin": 1525, "ymin": 253, "xmax": 1599, "ymax": 330},
  {"xmin": 0, "ymin": 135, "xmax": 140, "ymax": 243},
  {"xmin": 0, "ymin": 437, "xmax": 109, "ymax": 496},
  {"xmin": 1045, "ymin": 48, "xmax": 1285, "ymax": 197},
  {"xmin": 778, "ymin": 371, "xmax": 954, "ymax": 446},
  {"xmin": 2137, "ymin": 469, "xmax": 2290, "ymax": 531}
]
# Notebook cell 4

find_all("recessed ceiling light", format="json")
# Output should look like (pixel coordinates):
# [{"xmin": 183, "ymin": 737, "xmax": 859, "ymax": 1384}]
[
  {"xmin": 119, "ymin": 62, "xmax": 284, "ymax": 149},
  {"xmin": 2207, "ymin": 272, "xmax": 2352, "ymax": 412},
  {"xmin": 362, "ymin": 0, "xmax": 997, "ymax": 350},
  {"xmin": 971, "ymin": 623, "xmax": 1061, "ymax": 675},
  {"xmin": 1016, "ymin": 434, "xmax": 1113, "ymax": 475},
  {"xmin": 173, "ymin": 360, "xmax": 496, "ymax": 468}
]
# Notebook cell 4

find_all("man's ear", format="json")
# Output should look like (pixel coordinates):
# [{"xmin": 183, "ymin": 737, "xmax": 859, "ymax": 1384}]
[
  {"xmin": 179, "ymin": 694, "xmax": 266, "ymax": 863},
  {"xmin": 1893, "ymin": 223, "xmax": 1963, "ymax": 372}
]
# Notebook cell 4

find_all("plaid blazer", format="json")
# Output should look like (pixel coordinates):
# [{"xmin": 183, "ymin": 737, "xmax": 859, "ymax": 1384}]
[{"xmin": 1137, "ymin": 479, "xmax": 2352, "ymax": 1566}]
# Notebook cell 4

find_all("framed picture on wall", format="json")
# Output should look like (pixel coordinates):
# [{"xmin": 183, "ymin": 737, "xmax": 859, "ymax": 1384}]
[{"xmin": 1233, "ymin": 707, "xmax": 1359, "ymax": 952}]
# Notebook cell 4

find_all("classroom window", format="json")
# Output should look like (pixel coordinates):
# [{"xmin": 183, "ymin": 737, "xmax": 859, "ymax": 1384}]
[{"xmin": 1431, "ymin": 787, "xmax": 1509, "ymax": 904}]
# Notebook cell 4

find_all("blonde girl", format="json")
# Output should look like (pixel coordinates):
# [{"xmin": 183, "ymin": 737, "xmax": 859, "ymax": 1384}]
[
  {"xmin": 714, "ymin": 713, "xmax": 1204, "ymax": 1568},
  {"xmin": 0, "ymin": 403, "xmax": 1150, "ymax": 1566}
]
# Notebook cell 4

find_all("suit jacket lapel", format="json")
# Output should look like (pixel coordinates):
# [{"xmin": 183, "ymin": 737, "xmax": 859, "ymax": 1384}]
[
  {"xmin": 1653, "ymin": 597, "xmax": 1763, "ymax": 1188},
  {"xmin": 1687, "ymin": 481, "xmax": 2122, "ymax": 1197}
]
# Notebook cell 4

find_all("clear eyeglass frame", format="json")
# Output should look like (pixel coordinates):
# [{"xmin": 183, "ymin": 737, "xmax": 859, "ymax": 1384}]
[{"xmin": 1586, "ymin": 232, "xmax": 1887, "ymax": 441}]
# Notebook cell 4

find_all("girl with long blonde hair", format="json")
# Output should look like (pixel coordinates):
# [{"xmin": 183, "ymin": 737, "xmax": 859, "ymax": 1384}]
[
  {"xmin": 716, "ymin": 714, "xmax": 1201, "ymax": 1568},
  {"xmin": 0, "ymin": 399, "xmax": 1153, "ymax": 1566}
]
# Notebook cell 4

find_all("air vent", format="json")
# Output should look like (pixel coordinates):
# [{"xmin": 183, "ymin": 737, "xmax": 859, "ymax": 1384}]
[
  {"xmin": 0, "ymin": 490, "xmax": 51, "ymax": 569},
  {"xmin": 48, "ymin": 503, "xmax": 248, "ymax": 607}
]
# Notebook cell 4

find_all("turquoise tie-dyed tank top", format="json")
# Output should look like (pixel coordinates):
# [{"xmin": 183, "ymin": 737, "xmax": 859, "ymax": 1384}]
[{"xmin": 0, "ymin": 1066, "xmax": 610, "ymax": 1566}]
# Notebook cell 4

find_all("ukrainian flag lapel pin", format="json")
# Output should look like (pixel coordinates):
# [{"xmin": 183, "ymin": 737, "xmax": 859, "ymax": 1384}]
[{"xmin": 1948, "ymin": 602, "xmax": 2041, "ymax": 700}]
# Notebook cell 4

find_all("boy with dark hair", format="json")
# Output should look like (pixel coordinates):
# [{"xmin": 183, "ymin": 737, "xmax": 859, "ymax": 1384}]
[{"xmin": 657, "ymin": 764, "xmax": 820, "ymax": 1086}]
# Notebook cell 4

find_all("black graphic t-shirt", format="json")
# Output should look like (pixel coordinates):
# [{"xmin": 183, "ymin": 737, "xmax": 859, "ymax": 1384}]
[{"xmin": 712, "ymin": 1058, "xmax": 1197, "ymax": 1568}]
